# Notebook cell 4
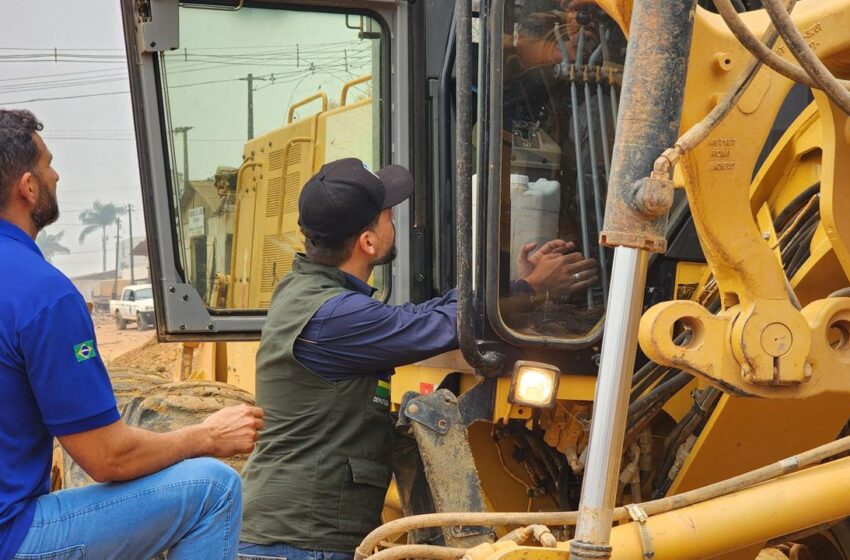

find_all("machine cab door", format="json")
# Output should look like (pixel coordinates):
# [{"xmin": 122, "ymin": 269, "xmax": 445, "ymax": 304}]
[{"xmin": 120, "ymin": 0, "xmax": 406, "ymax": 339}]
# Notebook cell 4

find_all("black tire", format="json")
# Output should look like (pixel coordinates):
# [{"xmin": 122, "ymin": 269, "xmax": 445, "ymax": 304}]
[
  {"xmin": 60, "ymin": 376, "xmax": 253, "ymax": 491},
  {"xmin": 115, "ymin": 311, "xmax": 126, "ymax": 330},
  {"xmin": 61, "ymin": 367, "xmax": 169, "ymax": 490},
  {"xmin": 122, "ymin": 381, "xmax": 256, "ymax": 474}
]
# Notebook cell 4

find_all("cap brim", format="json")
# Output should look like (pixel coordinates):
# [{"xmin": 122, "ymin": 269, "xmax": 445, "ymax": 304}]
[{"xmin": 377, "ymin": 165, "xmax": 414, "ymax": 208}]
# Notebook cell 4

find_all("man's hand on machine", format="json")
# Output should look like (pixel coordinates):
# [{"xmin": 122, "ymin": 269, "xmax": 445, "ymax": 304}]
[{"xmin": 518, "ymin": 240, "xmax": 599, "ymax": 296}]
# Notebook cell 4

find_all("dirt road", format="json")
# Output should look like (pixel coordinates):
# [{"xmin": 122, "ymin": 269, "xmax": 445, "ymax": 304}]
[{"xmin": 92, "ymin": 312, "xmax": 179, "ymax": 372}]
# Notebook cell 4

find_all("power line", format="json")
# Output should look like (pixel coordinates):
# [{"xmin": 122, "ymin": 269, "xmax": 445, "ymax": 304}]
[
  {"xmin": 0, "ymin": 44, "xmax": 372, "ymax": 65},
  {"xmin": 0, "ymin": 45, "xmax": 372, "ymax": 102},
  {"xmin": 0, "ymin": 62, "xmax": 368, "ymax": 104},
  {"xmin": 0, "ymin": 90, "xmax": 129, "ymax": 105},
  {"xmin": 0, "ymin": 67, "xmax": 125, "ymax": 82},
  {"xmin": 0, "ymin": 41, "xmax": 369, "ymax": 52}
]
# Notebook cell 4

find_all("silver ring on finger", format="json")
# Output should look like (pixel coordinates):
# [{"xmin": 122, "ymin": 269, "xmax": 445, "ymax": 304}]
[{"xmin": 573, "ymin": 272, "xmax": 581, "ymax": 282}]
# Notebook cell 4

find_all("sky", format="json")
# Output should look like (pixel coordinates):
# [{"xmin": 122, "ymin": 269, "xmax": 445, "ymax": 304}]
[
  {"xmin": 0, "ymin": 0, "xmax": 143, "ymax": 278},
  {"xmin": 0, "ymin": 1, "xmax": 378, "ymax": 279}
]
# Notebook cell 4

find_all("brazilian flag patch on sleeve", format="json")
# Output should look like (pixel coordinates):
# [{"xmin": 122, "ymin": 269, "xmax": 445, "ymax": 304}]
[{"xmin": 74, "ymin": 340, "xmax": 97, "ymax": 362}]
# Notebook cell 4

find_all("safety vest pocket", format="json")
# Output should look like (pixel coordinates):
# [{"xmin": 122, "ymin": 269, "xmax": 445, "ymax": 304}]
[{"xmin": 338, "ymin": 457, "xmax": 390, "ymax": 536}]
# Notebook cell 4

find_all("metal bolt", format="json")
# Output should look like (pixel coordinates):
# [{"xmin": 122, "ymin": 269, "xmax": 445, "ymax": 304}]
[
  {"xmin": 179, "ymin": 324, "xmax": 186, "ymax": 330},
  {"xmin": 207, "ymin": 323, "xmax": 215, "ymax": 330},
  {"xmin": 713, "ymin": 52, "xmax": 734, "ymax": 72},
  {"xmin": 182, "ymin": 295, "xmax": 189, "ymax": 301},
  {"xmin": 149, "ymin": 41, "xmax": 156, "ymax": 48},
  {"xmin": 407, "ymin": 403, "xmax": 419, "ymax": 415},
  {"xmin": 169, "ymin": 286, "xmax": 176, "ymax": 293},
  {"xmin": 437, "ymin": 419, "xmax": 448, "ymax": 430},
  {"xmin": 416, "ymin": 273, "xmax": 425, "ymax": 282},
  {"xmin": 763, "ymin": 232, "xmax": 771, "ymax": 240}
]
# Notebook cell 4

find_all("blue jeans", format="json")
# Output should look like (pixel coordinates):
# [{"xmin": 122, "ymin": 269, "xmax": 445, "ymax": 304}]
[
  {"xmin": 13, "ymin": 458, "xmax": 242, "ymax": 560},
  {"xmin": 238, "ymin": 542, "xmax": 354, "ymax": 560}
]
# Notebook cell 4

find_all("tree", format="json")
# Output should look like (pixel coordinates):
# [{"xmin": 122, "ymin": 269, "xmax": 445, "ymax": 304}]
[
  {"xmin": 35, "ymin": 230, "xmax": 71, "ymax": 264},
  {"xmin": 79, "ymin": 201, "xmax": 121, "ymax": 272}
]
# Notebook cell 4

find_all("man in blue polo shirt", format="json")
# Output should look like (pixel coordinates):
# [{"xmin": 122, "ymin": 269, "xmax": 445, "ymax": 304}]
[{"xmin": 0, "ymin": 109, "xmax": 265, "ymax": 559}]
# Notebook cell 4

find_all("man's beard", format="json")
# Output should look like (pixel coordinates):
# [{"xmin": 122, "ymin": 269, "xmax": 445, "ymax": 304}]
[
  {"xmin": 370, "ymin": 242, "xmax": 397, "ymax": 267},
  {"xmin": 31, "ymin": 175, "xmax": 59, "ymax": 231}
]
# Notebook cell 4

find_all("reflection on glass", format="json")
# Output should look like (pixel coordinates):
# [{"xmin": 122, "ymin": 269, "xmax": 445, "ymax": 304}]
[
  {"xmin": 160, "ymin": 7, "xmax": 384, "ymax": 310},
  {"xmin": 135, "ymin": 287, "xmax": 153, "ymax": 300},
  {"xmin": 499, "ymin": 0, "xmax": 626, "ymax": 338}
]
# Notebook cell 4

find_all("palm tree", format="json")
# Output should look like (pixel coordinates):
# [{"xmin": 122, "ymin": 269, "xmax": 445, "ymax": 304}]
[
  {"xmin": 35, "ymin": 230, "xmax": 71, "ymax": 263},
  {"xmin": 79, "ymin": 201, "xmax": 121, "ymax": 272}
]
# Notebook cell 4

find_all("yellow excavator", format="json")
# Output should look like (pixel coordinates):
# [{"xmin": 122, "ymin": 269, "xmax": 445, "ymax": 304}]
[{"xmin": 109, "ymin": 0, "xmax": 850, "ymax": 558}]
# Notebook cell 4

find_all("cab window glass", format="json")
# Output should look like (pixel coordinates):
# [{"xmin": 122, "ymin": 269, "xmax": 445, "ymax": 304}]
[
  {"xmin": 498, "ymin": 0, "xmax": 626, "ymax": 339},
  {"xmin": 159, "ymin": 7, "xmax": 384, "ymax": 310}
]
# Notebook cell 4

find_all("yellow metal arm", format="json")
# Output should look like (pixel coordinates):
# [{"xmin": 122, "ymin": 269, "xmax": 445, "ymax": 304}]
[
  {"xmin": 479, "ymin": 456, "xmax": 850, "ymax": 560},
  {"xmin": 639, "ymin": 2, "xmax": 850, "ymax": 398}
]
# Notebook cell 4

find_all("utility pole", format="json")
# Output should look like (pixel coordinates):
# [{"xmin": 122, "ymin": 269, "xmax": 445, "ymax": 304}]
[
  {"xmin": 239, "ymin": 73, "xmax": 267, "ymax": 140},
  {"xmin": 113, "ymin": 217, "xmax": 121, "ymax": 298},
  {"xmin": 172, "ymin": 126, "xmax": 193, "ymax": 195},
  {"xmin": 127, "ymin": 203, "xmax": 135, "ymax": 284},
  {"xmin": 247, "ymin": 73, "xmax": 254, "ymax": 139}
]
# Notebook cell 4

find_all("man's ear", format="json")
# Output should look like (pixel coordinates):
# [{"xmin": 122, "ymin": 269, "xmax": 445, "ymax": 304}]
[
  {"xmin": 357, "ymin": 229, "xmax": 378, "ymax": 257},
  {"xmin": 14, "ymin": 171, "xmax": 37, "ymax": 206}
]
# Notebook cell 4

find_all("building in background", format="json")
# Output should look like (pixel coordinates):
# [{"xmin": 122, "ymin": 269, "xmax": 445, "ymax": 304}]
[{"xmin": 71, "ymin": 239, "xmax": 150, "ymax": 311}]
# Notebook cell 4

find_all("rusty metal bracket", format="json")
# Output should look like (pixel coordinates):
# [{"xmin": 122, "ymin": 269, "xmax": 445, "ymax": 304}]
[
  {"xmin": 391, "ymin": 432, "xmax": 444, "ymax": 545},
  {"xmin": 404, "ymin": 389, "xmax": 495, "ymax": 547},
  {"xmin": 459, "ymin": 378, "xmax": 497, "ymax": 426},
  {"xmin": 405, "ymin": 394, "xmax": 452, "ymax": 435},
  {"xmin": 400, "ymin": 378, "xmax": 495, "ymax": 431}
]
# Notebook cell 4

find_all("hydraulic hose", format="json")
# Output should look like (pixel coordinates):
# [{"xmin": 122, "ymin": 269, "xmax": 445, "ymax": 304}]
[
  {"xmin": 356, "ymin": 433, "xmax": 850, "ymax": 560},
  {"xmin": 761, "ymin": 0, "xmax": 850, "ymax": 115},
  {"xmin": 365, "ymin": 545, "xmax": 468, "ymax": 560},
  {"xmin": 713, "ymin": 0, "xmax": 850, "ymax": 92},
  {"xmin": 627, "ymin": 370, "xmax": 693, "ymax": 427},
  {"xmin": 772, "ymin": 182, "xmax": 820, "ymax": 232},
  {"xmin": 656, "ymin": 0, "xmax": 792, "ymax": 172}
]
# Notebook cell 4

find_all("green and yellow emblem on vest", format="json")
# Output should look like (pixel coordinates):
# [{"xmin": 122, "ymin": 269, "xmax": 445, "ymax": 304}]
[
  {"xmin": 74, "ymin": 340, "xmax": 97, "ymax": 362},
  {"xmin": 373, "ymin": 379, "xmax": 390, "ymax": 407}
]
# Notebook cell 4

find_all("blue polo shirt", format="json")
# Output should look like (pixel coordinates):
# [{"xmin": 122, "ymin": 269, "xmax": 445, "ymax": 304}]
[{"xmin": 0, "ymin": 219, "xmax": 119, "ymax": 559}]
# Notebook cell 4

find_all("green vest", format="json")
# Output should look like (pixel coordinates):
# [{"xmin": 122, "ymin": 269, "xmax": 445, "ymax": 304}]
[{"xmin": 241, "ymin": 255, "xmax": 394, "ymax": 552}]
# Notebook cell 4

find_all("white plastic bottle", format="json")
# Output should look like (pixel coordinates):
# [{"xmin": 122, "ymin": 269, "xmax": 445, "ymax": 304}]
[{"xmin": 510, "ymin": 175, "xmax": 561, "ymax": 279}]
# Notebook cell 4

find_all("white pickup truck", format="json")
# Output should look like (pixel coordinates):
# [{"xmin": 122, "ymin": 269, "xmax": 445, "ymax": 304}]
[{"xmin": 109, "ymin": 284, "xmax": 155, "ymax": 331}]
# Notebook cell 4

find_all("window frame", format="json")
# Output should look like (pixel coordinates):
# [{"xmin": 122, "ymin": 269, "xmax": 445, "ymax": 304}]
[
  {"xmin": 481, "ymin": 0, "xmax": 607, "ymax": 350},
  {"xmin": 121, "ymin": 0, "xmax": 405, "ymax": 341}
]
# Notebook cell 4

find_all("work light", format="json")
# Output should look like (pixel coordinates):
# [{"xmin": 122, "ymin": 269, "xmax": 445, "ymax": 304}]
[{"xmin": 508, "ymin": 361, "xmax": 560, "ymax": 409}]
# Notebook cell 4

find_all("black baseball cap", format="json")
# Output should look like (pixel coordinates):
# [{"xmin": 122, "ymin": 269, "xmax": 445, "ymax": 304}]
[{"xmin": 298, "ymin": 158, "xmax": 414, "ymax": 243}]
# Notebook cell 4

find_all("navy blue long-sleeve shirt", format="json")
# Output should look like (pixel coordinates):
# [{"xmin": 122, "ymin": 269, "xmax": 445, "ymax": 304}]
[{"xmin": 293, "ymin": 272, "xmax": 458, "ymax": 382}]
